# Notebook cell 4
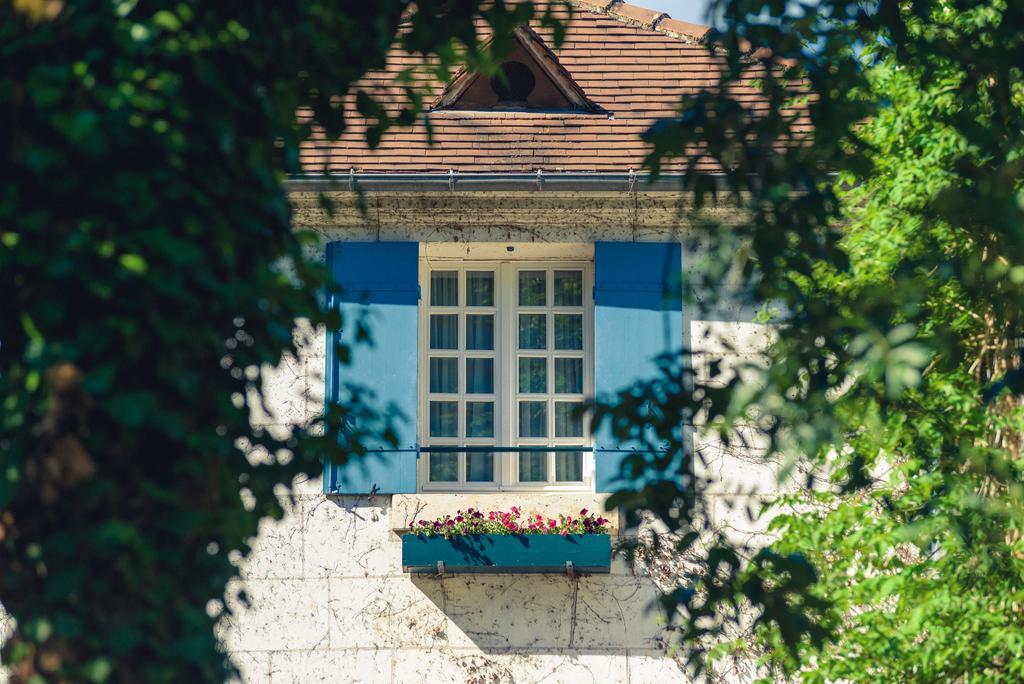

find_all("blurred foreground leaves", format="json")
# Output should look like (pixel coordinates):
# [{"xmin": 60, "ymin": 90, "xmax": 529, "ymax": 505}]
[
  {"xmin": 0, "ymin": 1, "xmax": 565, "ymax": 680},
  {"xmin": 596, "ymin": 0, "xmax": 1024, "ymax": 679}
]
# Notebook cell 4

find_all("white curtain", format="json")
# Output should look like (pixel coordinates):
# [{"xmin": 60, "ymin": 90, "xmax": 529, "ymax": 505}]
[
  {"xmin": 429, "ymin": 314, "xmax": 458, "ymax": 349},
  {"xmin": 555, "ymin": 451, "xmax": 583, "ymax": 481},
  {"xmin": 465, "ymin": 314, "xmax": 494, "ymax": 350},
  {"xmin": 519, "ymin": 401, "xmax": 547, "ymax": 438},
  {"xmin": 555, "ymin": 401, "xmax": 583, "ymax": 438},
  {"xmin": 429, "ymin": 357, "xmax": 457, "ymax": 393},
  {"xmin": 430, "ymin": 271, "xmax": 457, "ymax": 306},
  {"xmin": 466, "ymin": 271, "xmax": 494, "ymax": 306},
  {"xmin": 518, "ymin": 313, "xmax": 546, "ymax": 349},
  {"xmin": 554, "ymin": 270, "xmax": 582, "ymax": 306},
  {"xmin": 554, "ymin": 313, "xmax": 582, "ymax": 350},
  {"xmin": 465, "ymin": 358, "xmax": 493, "ymax": 393},
  {"xmin": 518, "ymin": 271, "xmax": 546, "ymax": 305},
  {"xmin": 429, "ymin": 401, "xmax": 457, "ymax": 437},
  {"xmin": 466, "ymin": 452, "xmax": 493, "ymax": 482},
  {"xmin": 554, "ymin": 357, "xmax": 582, "ymax": 393},
  {"xmin": 518, "ymin": 357, "xmax": 547, "ymax": 393},
  {"xmin": 465, "ymin": 401, "xmax": 494, "ymax": 437},
  {"xmin": 519, "ymin": 452, "xmax": 547, "ymax": 482},
  {"xmin": 429, "ymin": 453, "xmax": 458, "ymax": 481}
]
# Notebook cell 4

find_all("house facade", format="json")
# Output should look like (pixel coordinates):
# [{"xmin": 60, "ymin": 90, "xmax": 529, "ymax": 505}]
[{"xmin": 222, "ymin": 2, "xmax": 782, "ymax": 682}]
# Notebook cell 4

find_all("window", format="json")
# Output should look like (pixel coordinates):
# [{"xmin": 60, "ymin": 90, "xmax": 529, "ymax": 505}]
[{"xmin": 419, "ymin": 255, "xmax": 593, "ymax": 490}]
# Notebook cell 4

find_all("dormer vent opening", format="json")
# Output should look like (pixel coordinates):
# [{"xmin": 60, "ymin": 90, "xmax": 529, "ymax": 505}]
[{"xmin": 490, "ymin": 61, "xmax": 536, "ymax": 105}]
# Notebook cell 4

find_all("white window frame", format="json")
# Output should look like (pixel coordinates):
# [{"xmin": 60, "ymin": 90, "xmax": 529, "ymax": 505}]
[{"xmin": 416, "ymin": 245, "xmax": 594, "ymax": 492}]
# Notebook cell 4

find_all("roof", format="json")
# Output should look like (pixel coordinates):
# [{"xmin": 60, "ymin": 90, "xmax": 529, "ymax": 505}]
[{"xmin": 299, "ymin": 1, "xmax": 768, "ymax": 175}]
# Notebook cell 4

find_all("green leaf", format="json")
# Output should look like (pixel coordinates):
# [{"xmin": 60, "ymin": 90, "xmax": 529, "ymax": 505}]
[{"xmin": 118, "ymin": 254, "xmax": 148, "ymax": 273}]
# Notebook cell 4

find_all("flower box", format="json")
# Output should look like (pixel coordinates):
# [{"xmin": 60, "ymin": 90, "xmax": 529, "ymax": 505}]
[{"xmin": 401, "ymin": 533, "xmax": 611, "ymax": 574}]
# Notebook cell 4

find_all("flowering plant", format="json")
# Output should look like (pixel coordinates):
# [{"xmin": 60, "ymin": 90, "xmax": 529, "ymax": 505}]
[{"xmin": 408, "ymin": 507, "xmax": 610, "ymax": 538}]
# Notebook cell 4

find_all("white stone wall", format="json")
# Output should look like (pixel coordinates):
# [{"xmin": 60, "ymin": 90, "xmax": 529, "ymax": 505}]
[
  {"xmin": 223, "ymin": 200, "xmax": 789, "ymax": 683},
  {"xmin": 221, "ymin": 489, "xmax": 687, "ymax": 682}
]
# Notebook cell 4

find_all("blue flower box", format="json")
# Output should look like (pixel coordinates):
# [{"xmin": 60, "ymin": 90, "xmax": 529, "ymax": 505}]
[{"xmin": 402, "ymin": 533, "xmax": 611, "ymax": 574}]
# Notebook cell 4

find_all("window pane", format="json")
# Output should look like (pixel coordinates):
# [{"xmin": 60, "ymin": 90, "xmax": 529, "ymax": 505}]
[
  {"xmin": 554, "ymin": 271, "xmax": 583, "ymax": 306},
  {"xmin": 554, "ymin": 314, "xmax": 582, "ymax": 350},
  {"xmin": 466, "ymin": 314, "xmax": 494, "ymax": 350},
  {"xmin": 518, "ymin": 270, "xmax": 546, "ymax": 306},
  {"xmin": 519, "ymin": 452, "xmax": 548, "ymax": 482},
  {"xmin": 555, "ymin": 401, "xmax": 584, "ymax": 438},
  {"xmin": 554, "ymin": 358, "xmax": 583, "ymax": 394},
  {"xmin": 519, "ymin": 401, "xmax": 547, "ymax": 438},
  {"xmin": 429, "ymin": 314, "xmax": 458, "ymax": 349},
  {"xmin": 430, "ymin": 271, "xmax": 458, "ymax": 306},
  {"xmin": 466, "ymin": 452, "xmax": 494, "ymax": 482},
  {"xmin": 429, "ymin": 453, "xmax": 458, "ymax": 482},
  {"xmin": 518, "ymin": 314, "xmax": 546, "ymax": 349},
  {"xmin": 555, "ymin": 451, "xmax": 584, "ymax": 482},
  {"xmin": 429, "ymin": 401, "xmax": 458, "ymax": 437},
  {"xmin": 467, "ymin": 271, "xmax": 494, "ymax": 307},
  {"xmin": 465, "ymin": 402, "xmax": 494, "ymax": 438},
  {"xmin": 429, "ymin": 357, "xmax": 458, "ymax": 393},
  {"xmin": 518, "ymin": 357, "xmax": 547, "ymax": 393},
  {"xmin": 465, "ymin": 358, "xmax": 494, "ymax": 394}
]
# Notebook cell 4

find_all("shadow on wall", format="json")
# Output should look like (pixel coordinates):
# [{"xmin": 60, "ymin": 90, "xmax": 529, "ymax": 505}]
[{"xmin": 408, "ymin": 572, "xmax": 671, "ymax": 654}]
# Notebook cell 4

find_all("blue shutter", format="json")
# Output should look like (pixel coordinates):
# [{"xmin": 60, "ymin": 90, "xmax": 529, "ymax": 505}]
[
  {"xmin": 593, "ymin": 242, "xmax": 682, "ymax": 493},
  {"xmin": 323, "ymin": 242, "xmax": 419, "ymax": 494}
]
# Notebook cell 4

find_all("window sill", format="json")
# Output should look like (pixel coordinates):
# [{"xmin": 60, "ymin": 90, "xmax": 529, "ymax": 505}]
[{"xmin": 390, "ymin": 492, "xmax": 618, "ymax": 534}]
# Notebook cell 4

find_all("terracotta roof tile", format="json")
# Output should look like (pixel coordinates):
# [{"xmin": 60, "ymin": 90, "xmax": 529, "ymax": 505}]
[
  {"xmin": 571, "ymin": 0, "xmax": 616, "ymax": 11},
  {"xmin": 606, "ymin": 2, "xmax": 667, "ymax": 29},
  {"xmin": 657, "ymin": 17, "xmax": 712, "ymax": 43},
  {"xmin": 299, "ymin": 1, "xmax": 801, "ymax": 175}
]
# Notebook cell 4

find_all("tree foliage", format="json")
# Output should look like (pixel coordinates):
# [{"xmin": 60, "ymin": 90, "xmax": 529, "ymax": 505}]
[
  {"xmin": 0, "ymin": 1, "xmax": 566, "ymax": 680},
  {"xmin": 5, "ymin": 0, "xmax": 1023, "ymax": 680},
  {"xmin": 609, "ymin": 0, "xmax": 1024, "ymax": 680}
]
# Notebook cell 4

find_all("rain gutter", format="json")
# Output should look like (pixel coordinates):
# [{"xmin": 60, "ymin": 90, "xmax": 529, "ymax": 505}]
[{"xmin": 286, "ymin": 170, "xmax": 722, "ymax": 193}]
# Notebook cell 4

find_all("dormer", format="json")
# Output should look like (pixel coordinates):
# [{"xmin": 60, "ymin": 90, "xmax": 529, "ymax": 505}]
[{"xmin": 431, "ymin": 26, "xmax": 605, "ymax": 114}]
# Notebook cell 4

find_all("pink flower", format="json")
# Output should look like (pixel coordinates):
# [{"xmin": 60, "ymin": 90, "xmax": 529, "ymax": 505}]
[{"xmin": 409, "ymin": 506, "xmax": 609, "ymax": 538}]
